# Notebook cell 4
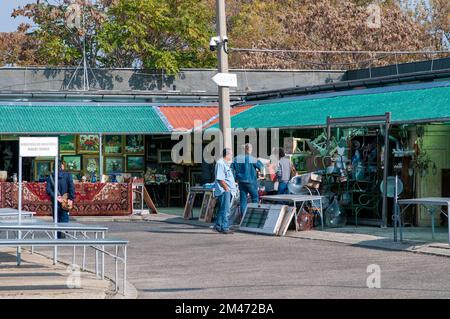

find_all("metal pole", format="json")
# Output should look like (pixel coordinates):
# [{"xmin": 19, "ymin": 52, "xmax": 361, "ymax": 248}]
[
  {"xmin": 73, "ymin": 231, "xmax": 76, "ymax": 266},
  {"xmin": 382, "ymin": 112, "xmax": 391, "ymax": 228},
  {"xmin": 216, "ymin": 0, "xmax": 232, "ymax": 151},
  {"xmin": 326, "ymin": 116, "xmax": 331, "ymax": 149},
  {"xmin": 54, "ymin": 155, "xmax": 59, "ymax": 265},
  {"xmin": 102, "ymin": 231, "xmax": 105, "ymax": 280},
  {"xmin": 123, "ymin": 245, "xmax": 127, "ymax": 295},
  {"xmin": 447, "ymin": 204, "xmax": 450, "ymax": 246},
  {"xmin": 99, "ymin": 133, "xmax": 103, "ymax": 180},
  {"xmin": 95, "ymin": 232, "xmax": 99, "ymax": 278},
  {"xmin": 17, "ymin": 156, "xmax": 22, "ymax": 266},
  {"xmin": 115, "ymin": 245, "xmax": 119, "ymax": 292},
  {"xmin": 393, "ymin": 174, "xmax": 398, "ymax": 242}
]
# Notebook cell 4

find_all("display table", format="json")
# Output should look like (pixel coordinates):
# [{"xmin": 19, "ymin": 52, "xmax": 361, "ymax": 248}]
[
  {"xmin": 0, "ymin": 182, "xmax": 132, "ymax": 216},
  {"xmin": 397, "ymin": 197, "xmax": 450, "ymax": 245}
]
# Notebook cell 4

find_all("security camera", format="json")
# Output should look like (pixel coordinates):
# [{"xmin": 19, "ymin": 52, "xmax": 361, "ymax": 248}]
[{"xmin": 209, "ymin": 36, "xmax": 221, "ymax": 51}]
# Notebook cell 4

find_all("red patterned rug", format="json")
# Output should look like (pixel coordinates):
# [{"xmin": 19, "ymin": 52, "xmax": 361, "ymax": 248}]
[{"xmin": 0, "ymin": 182, "xmax": 132, "ymax": 216}]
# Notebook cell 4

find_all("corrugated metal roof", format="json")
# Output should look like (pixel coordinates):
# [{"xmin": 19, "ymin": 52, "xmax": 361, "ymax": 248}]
[
  {"xmin": 159, "ymin": 106, "xmax": 219, "ymax": 130},
  {"xmin": 225, "ymin": 83, "xmax": 450, "ymax": 129},
  {"xmin": 159, "ymin": 105, "xmax": 253, "ymax": 131},
  {"xmin": 0, "ymin": 104, "xmax": 169, "ymax": 134},
  {"xmin": 205, "ymin": 105, "xmax": 254, "ymax": 127}
]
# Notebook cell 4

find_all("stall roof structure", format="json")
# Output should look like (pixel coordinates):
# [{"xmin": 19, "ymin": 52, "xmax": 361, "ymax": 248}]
[
  {"xmin": 0, "ymin": 103, "xmax": 169, "ymax": 134},
  {"xmin": 221, "ymin": 81, "xmax": 450, "ymax": 129},
  {"xmin": 158, "ymin": 105, "xmax": 253, "ymax": 131}
]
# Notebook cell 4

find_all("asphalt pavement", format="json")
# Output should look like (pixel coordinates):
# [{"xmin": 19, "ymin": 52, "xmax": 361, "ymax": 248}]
[{"xmin": 90, "ymin": 220, "xmax": 450, "ymax": 299}]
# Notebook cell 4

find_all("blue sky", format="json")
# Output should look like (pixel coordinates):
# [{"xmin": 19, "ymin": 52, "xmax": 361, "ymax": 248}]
[{"xmin": 0, "ymin": 0, "xmax": 35, "ymax": 32}]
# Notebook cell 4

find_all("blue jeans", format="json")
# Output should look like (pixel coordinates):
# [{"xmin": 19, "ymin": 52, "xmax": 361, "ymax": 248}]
[
  {"xmin": 239, "ymin": 182, "xmax": 259, "ymax": 217},
  {"xmin": 52, "ymin": 205, "xmax": 69, "ymax": 238},
  {"xmin": 278, "ymin": 181, "xmax": 289, "ymax": 194},
  {"xmin": 215, "ymin": 192, "xmax": 232, "ymax": 232}
]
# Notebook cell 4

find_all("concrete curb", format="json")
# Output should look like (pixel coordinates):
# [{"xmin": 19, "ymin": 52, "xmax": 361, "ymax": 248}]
[{"xmin": 285, "ymin": 232, "xmax": 450, "ymax": 258}]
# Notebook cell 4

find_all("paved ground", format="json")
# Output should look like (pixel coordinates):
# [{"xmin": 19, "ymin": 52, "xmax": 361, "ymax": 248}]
[
  {"xmin": 75, "ymin": 218, "xmax": 450, "ymax": 299},
  {"xmin": 0, "ymin": 247, "xmax": 113, "ymax": 299}
]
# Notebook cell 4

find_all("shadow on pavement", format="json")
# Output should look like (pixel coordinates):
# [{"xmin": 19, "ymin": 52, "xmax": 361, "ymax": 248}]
[
  {"xmin": 142, "ymin": 283, "xmax": 450, "ymax": 294},
  {"xmin": 0, "ymin": 285, "xmax": 71, "ymax": 291},
  {"xmin": 351, "ymin": 238, "xmax": 426, "ymax": 251},
  {"xmin": 0, "ymin": 264, "xmax": 47, "ymax": 270},
  {"xmin": 0, "ymin": 252, "xmax": 19, "ymax": 263},
  {"xmin": 0, "ymin": 272, "xmax": 63, "ymax": 278},
  {"xmin": 145, "ymin": 230, "xmax": 219, "ymax": 235}
]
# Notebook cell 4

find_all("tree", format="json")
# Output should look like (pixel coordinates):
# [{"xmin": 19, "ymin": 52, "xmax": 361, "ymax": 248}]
[
  {"xmin": 97, "ymin": 0, "xmax": 216, "ymax": 73},
  {"xmin": 7, "ymin": 0, "xmax": 447, "ymax": 71},
  {"xmin": 399, "ymin": 0, "xmax": 449, "ymax": 50},
  {"xmin": 226, "ymin": 0, "xmax": 434, "ymax": 69},
  {"xmin": 12, "ymin": 0, "xmax": 111, "ymax": 67},
  {"xmin": 0, "ymin": 31, "xmax": 40, "ymax": 67}
]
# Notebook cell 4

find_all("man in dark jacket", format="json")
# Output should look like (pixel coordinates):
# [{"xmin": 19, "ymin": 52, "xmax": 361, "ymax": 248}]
[{"xmin": 46, "ymin": 161, "xmax": 75, "ymax": 238}]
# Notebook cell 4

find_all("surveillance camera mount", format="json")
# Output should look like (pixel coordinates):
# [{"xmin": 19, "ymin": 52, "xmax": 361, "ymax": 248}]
[{"xmin": 209, "ymin": 36, "xmax": 229, "ymax": 54}]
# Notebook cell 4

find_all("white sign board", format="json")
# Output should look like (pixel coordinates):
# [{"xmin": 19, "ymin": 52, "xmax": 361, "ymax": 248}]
[
  {"xmin": 20, "ymin": 137, "xmax": 59, "ymax": 157},
  {"xmin": 212, "ymin": 73, "xmax": 238, "ymax": 87}
]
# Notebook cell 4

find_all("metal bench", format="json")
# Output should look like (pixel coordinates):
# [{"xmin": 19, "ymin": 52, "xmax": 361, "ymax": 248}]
[
  {"xmin": 0, "ymin": 209, "xmax": 35, "ymax": 219},
  {"xmin": 0, "ymin": 221, "xmax": 109, "ymax": 278},
  {"xmin": 0, "ymin": 238, "xmax": 128, "ymax": 294}
]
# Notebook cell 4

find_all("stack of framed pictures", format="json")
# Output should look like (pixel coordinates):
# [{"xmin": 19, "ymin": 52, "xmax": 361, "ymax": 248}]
[
  {"xmin": 104, "ymin": 135, "xmax": 145, "ymax": 175},
  {"xmin": 56, "ymin": 134, "xmax": 147, "ymax": 178},
  {"xmin": 198, "ymin": 191, "xmax": 216, "ymax": 223},
  {"xmin": 239, "ymin": 203, "xmax": 290, "ymax": 236}
]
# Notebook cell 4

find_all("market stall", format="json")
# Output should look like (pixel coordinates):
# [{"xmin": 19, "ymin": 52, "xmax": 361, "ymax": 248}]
[{"xmin": 0, "ymin": 181, "xmax": 132, "ymax": 216}]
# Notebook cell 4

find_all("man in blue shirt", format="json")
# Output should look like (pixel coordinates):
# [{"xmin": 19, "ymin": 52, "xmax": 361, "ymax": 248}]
[
  {"xmin": 213, "ymin": 148, "xmax": 236, "ymax": 234},
  {"xmin": 231, "ymin": 143, "xmax": 264, "ymax": 218}
]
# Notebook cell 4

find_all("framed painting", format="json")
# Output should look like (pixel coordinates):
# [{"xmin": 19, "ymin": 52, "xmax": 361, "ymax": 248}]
[
  {"xmin": 59, "ymin": 135, "xmax": 77, "ymax": 154},
  {"xmin": 125, "ymin": 135, "xmax": 145, "ymax": 154},
  {"xmin": 34, "ymin": 160, "xmax": 54, "ymax": 182},
  {"xmin": 205, "ymin": 197, "xmax": 217, "ymax": 223},
  {"xmin": 126, "ymin": 155, "xmax": 145, "ymax": 172},
  {"xmin": 83, "ymin": 155, "xmax": 100, "ymax": 176},
  {"xmin": 157, "ymin": 149, "xmax": 173, "ymax": 163},
  {"xmin": 104, "ymin": 135, "xmax": 123, "ymax": 155},
  {"xmin": 62, "ymin": 155, "xmax": 82, "ymax": 172},
  {"xmin": 199, "ymin": 192, "xmax": 213, "ymax": 222},
  {"xmin": 78, "ymin": 135, "xmax": 100, "ymax": 154},
  {"xmin": 183, "ymin": 191, "xmax": 196, "ymax": 219},
  {"xmin": 104, "ymin": 156, "xmax": 124, "ymax": 174}
]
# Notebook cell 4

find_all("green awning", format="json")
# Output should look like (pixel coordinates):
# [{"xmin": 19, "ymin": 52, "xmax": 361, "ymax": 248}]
[
  {"xmin": 0, "ymin": 104, "xmax": 169, "ymax": 134},
  {"xmin": 227, "ymin": 84, "xmax": 450, "ymax": 129}
]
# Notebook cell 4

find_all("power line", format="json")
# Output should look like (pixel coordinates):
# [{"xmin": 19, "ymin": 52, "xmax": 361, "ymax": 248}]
[{"xmin": 231, "ymin": 48, "xmax": 450, "ymax": 55}]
